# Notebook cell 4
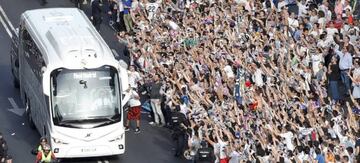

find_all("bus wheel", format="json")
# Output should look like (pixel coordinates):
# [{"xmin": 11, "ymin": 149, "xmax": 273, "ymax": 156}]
[
  {"xmin": 13, "ymin": 78, "xmax": 20, "ymax": 88},
  {"xmin": 11, "ymin": 69, "xmax": 19, "ymax": 88},
  {"xmin": 25, "ymin": 100, "xmax": 36, "ymax": 129}
]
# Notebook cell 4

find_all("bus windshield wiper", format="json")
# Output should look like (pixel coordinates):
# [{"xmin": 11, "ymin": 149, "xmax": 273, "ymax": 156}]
[
  {"xmin": 85, "ymin": 116, "xmax": 116, "ymax": 128},
  {"xmin": 58, "ymin": 121, "xmax": 82, "ymax": 128},
  {"xmin": 85, "ymin": 116, "xmax": 115, "ymax": 122},
  {"xmin": 93, "ymin": 120, "xmax": 116, "ymax": 128}
]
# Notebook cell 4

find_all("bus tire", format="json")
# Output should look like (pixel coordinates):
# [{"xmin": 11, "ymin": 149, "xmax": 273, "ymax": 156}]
[
  {"xmin": 25, "ymin": 100, "xmax": 36, "ymax": 129},
  {"xmin": 11, "ymin": 68, "xmax": 19, "ymax": 88},
  {"xmin": 13, "ymin": 78, "xmax": 20, "ymax": 88}
]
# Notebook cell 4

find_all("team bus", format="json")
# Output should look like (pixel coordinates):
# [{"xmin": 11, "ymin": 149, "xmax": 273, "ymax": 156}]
[{"xmin": 10, "ymin": 8, "xmax": 129, "ymax": 158}]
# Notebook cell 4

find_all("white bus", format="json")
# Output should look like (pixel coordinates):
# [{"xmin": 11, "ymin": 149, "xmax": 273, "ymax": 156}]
[{"xmin": 10, "ymin": 8, "xmax": 129, "ymax": 158}]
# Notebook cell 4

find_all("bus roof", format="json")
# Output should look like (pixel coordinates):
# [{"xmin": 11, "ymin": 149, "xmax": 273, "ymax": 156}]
[{"xmin": 21, "ymin": 8, "xmax": 115, "ymax": 69}]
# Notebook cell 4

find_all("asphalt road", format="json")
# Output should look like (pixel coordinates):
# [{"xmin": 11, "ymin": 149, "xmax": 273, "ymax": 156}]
[{"xmin": 0, "ymin": 0, "xmax": 184, "ymax": 163}]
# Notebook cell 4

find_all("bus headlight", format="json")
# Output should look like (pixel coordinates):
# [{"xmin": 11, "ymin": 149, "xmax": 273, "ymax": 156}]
[
  {"xmin": 52, "ymin": 137, "xmax": 69, "ymax": 145},
  {"xmin": 109, "ymin": 133, "xmax": 124, "ymax": 142}
]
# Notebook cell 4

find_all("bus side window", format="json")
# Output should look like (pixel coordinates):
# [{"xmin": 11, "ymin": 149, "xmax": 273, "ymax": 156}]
[
  {"xmin": 21, "ymin": 29, "xmax": 31, "ymax": 54},
  {"xmin": 21, "ymin": 28, "xmax": 46, "ymax": 78}
]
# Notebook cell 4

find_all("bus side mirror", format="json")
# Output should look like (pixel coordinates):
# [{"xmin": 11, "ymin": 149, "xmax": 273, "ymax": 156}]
[{"xmin": 118, "ymin": 65, "xmax": 129, "ymax": 96}]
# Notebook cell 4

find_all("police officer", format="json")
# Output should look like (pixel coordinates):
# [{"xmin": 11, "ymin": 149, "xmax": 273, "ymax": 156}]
[
  {"xmin": 36, "ymin": 144, "xmax": 56, "ymax": 163},
  {"xmin": 197, "ymin": 139, "xmax": 213, "ymax": 162},
  {"xmin": 0, "ymin": 133, "xmax": 12, "ymax": 163},
  {"xmin": 171, "ymin": 105, "xmax": 189, "ymax": 157},
  {"xmin": 33, "ymin": 137, "xmax": 48, "ymax": 154}
]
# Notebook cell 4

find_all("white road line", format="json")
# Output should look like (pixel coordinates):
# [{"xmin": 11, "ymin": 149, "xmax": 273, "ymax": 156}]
[
  {"xmin": 8, "ymin": 98, "xmax": 19, "ymax": 109},
  {"xmin": 104, "ymin": 160, "xmax": 109, "ymax": 163},
  {"xmin": 0, "ymin": 12, "xmax": 12, "ymax": 38},
  {"xmin": 111, "ymin": 49, "xmax": 119, "ymax": 57},
  {"xmin": 0, "ymin": 5, "xmax": 16, "ymax": 33},
  {"xmin": 97, "ymin": 160, "xmax": 102, "ymax": 163}
]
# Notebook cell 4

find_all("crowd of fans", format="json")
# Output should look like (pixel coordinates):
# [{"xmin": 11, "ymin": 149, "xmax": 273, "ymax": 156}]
[{"xmin": 105, "ymin": 0, "xmax": 360, "ymax": 162}]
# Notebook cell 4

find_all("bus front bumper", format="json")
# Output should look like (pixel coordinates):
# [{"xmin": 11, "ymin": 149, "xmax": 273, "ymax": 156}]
[{"xmin": 52, "ymin": 143, "xmax": 125, "ymax": 158}]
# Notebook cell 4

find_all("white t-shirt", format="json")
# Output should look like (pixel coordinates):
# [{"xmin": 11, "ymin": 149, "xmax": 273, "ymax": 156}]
[
  {"xmin": 317, "ymin": 39, "xmax": 329, "ymax": 48},
  {"xmin": 311, "ymin": 54, "xmax": 323, "ymax": 75},
  {"xmin": 253, "ymin": 68, "xmax": 264, "ymax": 87},
  {"xmin": 318, "ymin": 17, "xmax": 326, "ymax": 27},
  {"xmin": 229, "ymin": 150, "xmax": 240, "ymax": 163},
  {"xmin": 218, "ymin": 140, "xmax": 228, "ymax": 159},
  {"xmin": 298, "ymin": 152, "xmax": 310, "ymax": 162},
  {"xmin": 288, "ymin": 17, "xmax": 299, "ymax": 31},
  {"xmin": 167, "ymin": 20, "xmax": 179, "ymax": 30},
  {"xmin": 213, "ymin": 143, "xmax": 220, "ymax": 162},
  {"xmin": 310, "ymin": 15, "xmax": 318, "ymax": 24},
  {"xmin": 223, "ymin": 65, "xmax": 235, "ymax": 79},
  {"xmin": 146, "ymin": 1, "xmax": 161, "ymax": 20},
  {"xmin": 326, "ymin": 27, "xmax": 338, "ymax": 36},
  {"xmin": 342, "ymin": 5, "xmax": 352, "ymax": 17},
  {"xmin": 117, "ymin": 0, "xmax": 124, "ymax": 11},
  {"xmin": 131, "ymin": 1, "xmax": 139, "ymax": 11},
  {"xmin": 128, "ymin": 90, "xmax": 141, "ymax": 107},
  {"xmin": 299, "ymin": 127, "xmax": 313, "ymax": 135},
  {"xmin": 277, "ymin": 1, "xmax": 288, "ymax": 10},
  {"xmin": 327, "ymin": 128, "xmax": 337, "ymax": 139},
  {"xmin": 298, "ymin": 3, "xmax": 308, "ymax": 17},
  {"xmin": 280, "ymin": 131, "xmax": 295, "ymax": 151},
  {"xmin": 310, "ymin": 30, "xmax": 319, "ymax": 38},
  {"xmin": 180, "ymin": 103, "xmax": 188, "ymax": 115},
  {"xmin": 128, "ymin": 70, "xmax": 142, "ymax": 88}
]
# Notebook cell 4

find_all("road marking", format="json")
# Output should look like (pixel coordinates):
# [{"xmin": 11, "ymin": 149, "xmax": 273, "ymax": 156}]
[
  {"xmin": 0, "ymin": 5, "xmax": 16, "ymax": 33},
  {"xmin": 111, "ymin": 49, "xmax": 119, "ymax": 58},
  {"xmin": 7, "ymin": 98, "xmax": 25, "ymax": 116},
  {"xmin": 8, "ymin": 98, "xmax": 19, "ymax": 109},
  {"xmin": 97, "ymin": 161, "xmax": 102, "ymax": 163},
  {"xmin": 0, "ymin": 11, "xmax": 12, "ymax": 38},
  {"xmin": 104, "ymin": 160, "xmax": 109, "ymax": 163}
]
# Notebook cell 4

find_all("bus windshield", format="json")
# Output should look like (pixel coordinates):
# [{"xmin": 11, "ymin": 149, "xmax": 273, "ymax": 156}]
[{"xmin": 50, "ymin": 66, "xmax": 121, "ymax": 128}]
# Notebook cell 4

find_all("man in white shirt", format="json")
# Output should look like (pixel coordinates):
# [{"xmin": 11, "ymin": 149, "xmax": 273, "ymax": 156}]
[
  {"xmin": 125, "ymin": 88, "xmax": 142, "ymax": 133},
  {"xmin": 165, "ymin": 18, "xmax": 180, "ymax": 31},
  {"xmin": 253, "ymin": 66, "xmax": 264, "ymax": 88},
  {"xmin": 145, "ymin": 0, "xmax": 162, "ymax": 21},
  {"xmin": 280, "ymin": 131, "xmax": 295, "ymax": 151},
  {"xmin": 229, "ymin": 149, "xmax": 240, "ymax": 163},
  {"xmin": 128, "ymin": 65, "xmax": 142, "ymax": 89},
  {"xmin": 288, "ymin": 12, "xmax": 299, "ymax": 31},
  {"xmin": 223, "ymin": 65, "xmax": 235, "ymax": 79},
  {"xmin": 277, "ymin": 0, "xmax": 288, "ymax": 11},
  {"xmin": 297, "ymin": 0, "xmax": 308, "ymax": 17}
]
